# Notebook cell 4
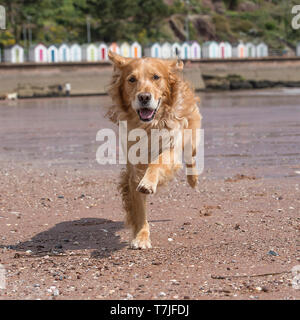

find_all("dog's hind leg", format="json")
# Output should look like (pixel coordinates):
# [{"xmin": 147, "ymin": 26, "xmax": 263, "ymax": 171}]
[{"xmin": 119, "ymin": 168, "xmax": 151, "ymax": 249}]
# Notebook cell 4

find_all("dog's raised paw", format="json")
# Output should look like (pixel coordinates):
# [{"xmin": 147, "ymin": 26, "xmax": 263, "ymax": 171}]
[
  {"xmin": 131, "ymin": 238, "xmax": 152, "ymax": 250},
  {"xmin": 136, "ymin": 178, "xmax": 157, "ymax": 194}
]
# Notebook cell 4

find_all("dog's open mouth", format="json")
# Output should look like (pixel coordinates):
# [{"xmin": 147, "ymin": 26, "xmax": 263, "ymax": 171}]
[
  {"xmin": 137, "ymin": 99, "xmax": 161, "ymax": 122},
  {"xmin": 138, "ymin": 108, "xmax": 156, "ymax": 122}
]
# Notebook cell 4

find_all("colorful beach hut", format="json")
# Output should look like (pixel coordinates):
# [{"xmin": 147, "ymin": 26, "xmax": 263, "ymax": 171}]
[
  {"xmin": 29, "ymin": 43, "xmax": 48, "ymax": 63},
  {"xmin": 4, "ymin": 44, "xmax": 24, "ymax": 63},
  {"xmin": 70, "ymin": 44, "xmax": 82, "ymax": 62},
  {"xmin": 131, "ymin": 42, "xmax": 142, "ymax": 58}
]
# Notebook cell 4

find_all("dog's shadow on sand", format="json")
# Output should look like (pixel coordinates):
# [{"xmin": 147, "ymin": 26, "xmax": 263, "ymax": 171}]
[
  {"xmin": 4, "ymin": 218, "xmax": 127, "ymax": 259},
  {"xmin": 3, "ymin": 218, "xmax": 172, "ymax": 259}
]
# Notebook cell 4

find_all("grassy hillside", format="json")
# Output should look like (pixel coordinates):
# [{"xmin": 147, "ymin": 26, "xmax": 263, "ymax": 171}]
[{"xmin": 0, "ymin": 0, "xmax": 299, "ymax": 52}]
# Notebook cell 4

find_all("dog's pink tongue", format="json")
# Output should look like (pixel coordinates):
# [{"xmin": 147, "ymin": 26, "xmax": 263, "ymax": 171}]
[{"xmin": 139, "ymin": 108, "xmax": 154, "ymax": 119}]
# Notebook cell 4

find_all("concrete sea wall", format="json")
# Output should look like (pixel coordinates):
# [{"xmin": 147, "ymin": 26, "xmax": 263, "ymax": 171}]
[{"xmin": 1, "ymin": 58, "xmax": 300, "ymax": 98}]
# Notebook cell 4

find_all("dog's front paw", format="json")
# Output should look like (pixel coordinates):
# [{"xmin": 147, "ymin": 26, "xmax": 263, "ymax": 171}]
[
  {"xmin": 131, "ymin": 237, "xmax": 152, "ymax": 250},
  {"xmin": 136, "ymin": 178, "xmax": 157, "ymax": 194},
  {"xmin": 187, "ymin": 174, "xmax": 198, "ymax": 188}
]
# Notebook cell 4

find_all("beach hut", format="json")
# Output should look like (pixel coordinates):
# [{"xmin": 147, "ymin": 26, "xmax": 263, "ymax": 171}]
[
  {"xmin": 256, "ymin": 42, "xmax": 268, "ymax": 58},
  {"xmin": 70, "ymin": 44, "xmax": 82, "ymax": 62},
  {"xmin": 58, "ymin": 43, "xmax": 70, "ymax": 62},
  {"xmin": 47, "ymin": 45, "xmax": 59, "ymax": 63},
  {"xmin": 297, "ymin": 43, "xmax": 300, "ymax": 57},
  {"xmin": 161, "ymin": 42, "xmax": 172, "ymax": 59},
  {"xmin": 109, "ymin": 42, "xmax": 120, "ymax": 55},
  {"xmin": 180, "ymin": 42, "xmax": 191, "ymax": 59},
  {"xmin": 29, "ymin": 43, "xmax": 48, "ymax": 63},
  {"xmin": 246, "ymin": 42, "xmax": 256, "ymax": 58},
  {"xmin": 82, "ymin": 44, "xmax": 98, "ymax": 62},
  {"xmin": 4, "ymin": 44, "xmax": 24, "ymax": 63},
  {"xmin": 131, "ymin": 41, "xmax": 142, "ymax": 58},
  {"xmin": 202, "ymin": 41, "xmax": 219, "ymax": 59},
  {"xmin": 98, "ymin": 42, "xmax": 108, "ymax": 61},
  {"xmin": 232, "ymin": 42, "xmax": 246, "ymax": 58},
  {"xmin": 120, "ymin": 42, "xmax": 131, "ymax": 58},
  {"xmin": 171, "ymin": 42, "xmax": 181, "ymax": 58},
  {"xmin": 144, "ymin": 43, "xmax": 161, "ymax": 58},
  {"xmin": 219, "ymin": 42, "xmax": 232, "ymax": 59},
  {"xmin": 190, "ymin": 41, "xmax": 201, "ymax": 59}
]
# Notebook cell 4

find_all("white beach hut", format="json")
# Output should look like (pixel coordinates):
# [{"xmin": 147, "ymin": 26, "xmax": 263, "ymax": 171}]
[
  {"xmin": 4, "ymin": 44, "xmax": 24, "ymax": 63},
  {"xmin": 180, "ymin": 42, "xmax": 191, "ymax": 60},
  {"xmin": 171, "ymin": 42, "xmax": 181, "ymax": 58},
  {"xmin": 144, "ymin": 43, "xmax": 161, "ymax": 58},
  {"xmin": 47, "ymin": 45, "xmax": 59, "ymax": 63},
  {"xmin": 58, "ymin": 43, "xmax": 71, "ymax": 62},
  {"xmin": 256, "ymin": 42, "xmax": 268, "ymax": 58},
  {"xmin": 232, "ymin": 42, "xmax": 246, "ymax": 58},
  {"xmin": 70, "ymin": 44, "xmax": 82, "ymax": 62},
  {"xmin": 246, "ymin": 42, "xmax": 256, "ymax": 58},
  {"xmin": 161, "ymin": 42, "xmax": 172, "ymax": 59},
  {"xmin": 190, "ymin": 41, "xmax": 201, "ymax": 59},
  {"xmin": 98, "ymin": 42, "xmax": 108, "ymax": 61},
  {"xmin": 120, "ymin": 42, "xmax": 131, "ymax": 58},
  {"xmin": 82, "ymin": 43, "xmax": 98, "ymax": 62},
  {"xmin": 202, "ymin": 41, "xmax": 219, "ymax": 59},
  {"xmin": 131, "ymin": 42, "xmax": 142, "ymax": 58},
  {"xmin": 29, "ymin": 43, "xmax": 48, "ymax": 63},
  {"xmin": 219, "ymin": 42, "xmax": 232, "ymax": 59},
  {"xmin": 109, "ymin": 42, "xmax": 120, "ymax": 55}
]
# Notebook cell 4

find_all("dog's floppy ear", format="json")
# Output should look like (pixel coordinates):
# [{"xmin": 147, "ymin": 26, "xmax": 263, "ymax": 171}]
[
  {"xmin": 108, "ymin": 51, "xmax": 132, "ymax": 68},
  {"xmin": 169, "ymin": 59, "xmax": 184, "ymax": 71}
]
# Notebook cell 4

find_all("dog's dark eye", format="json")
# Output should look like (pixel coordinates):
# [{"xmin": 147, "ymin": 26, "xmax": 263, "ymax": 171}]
[
  {"xmin": 128, "ymin": 76, "xmax": 136, "ymax": 83},
  {"xmin": 153, "ymin": 74, "xmax": 160, "ymax": 80}
]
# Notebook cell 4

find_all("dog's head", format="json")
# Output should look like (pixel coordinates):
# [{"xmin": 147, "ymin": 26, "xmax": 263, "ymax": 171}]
[{"xmin": 108, "ymin": 51, "xmax": 183, "ymax": 123}]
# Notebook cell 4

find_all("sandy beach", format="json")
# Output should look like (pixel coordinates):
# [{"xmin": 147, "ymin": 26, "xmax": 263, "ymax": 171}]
[{"xmin": 0, "ymin": 89, "xmax": 299, "ymax": 300}]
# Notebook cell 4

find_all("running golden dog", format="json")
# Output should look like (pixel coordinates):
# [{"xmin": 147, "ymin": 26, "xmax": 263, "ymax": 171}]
[{"xmin": 108, "ymin": 51, "xmax": 202, "ymax": 249}]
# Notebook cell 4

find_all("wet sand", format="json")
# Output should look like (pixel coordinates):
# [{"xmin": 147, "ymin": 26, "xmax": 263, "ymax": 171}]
[{"xmin": 0, "ymin": 89, "xmax": 299, "ymax": 300}]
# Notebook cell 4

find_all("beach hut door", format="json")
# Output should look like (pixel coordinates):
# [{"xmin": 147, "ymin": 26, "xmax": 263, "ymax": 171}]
[
  {"xmin": 39, "ymin": 49, "xmax": 43, "ymax": 62},
  {"xmin": 101, "ymin": 48, "xmax": 105, "ymax": 59},
  {"xmin": 221, "ymin": 46, "xmax": 225, "ymax": 58},
  {"xmin": 51, "ymin": 50, "xmax": 55, "ymax": 62},
  {"xmin": 16, "ymin": 48, "xmax": 19, "ymax": 62},
  {"xmin": 134, "ymin": 47, "xmax": 138, "ymax": 58}
]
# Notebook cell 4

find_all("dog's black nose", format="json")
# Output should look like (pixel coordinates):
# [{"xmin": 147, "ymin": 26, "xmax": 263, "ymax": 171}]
[{"xmin": 138, "ymin": 92, "xmax": 151, "ymax": 105}]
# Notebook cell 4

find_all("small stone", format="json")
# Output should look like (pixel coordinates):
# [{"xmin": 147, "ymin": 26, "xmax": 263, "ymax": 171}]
[
  {"xmin": 53, "ymin": 289, "xmax": 60, "ymax": 296},
  {"xmin": 255, "ymin": 286, "xmax": 262, "ymax": 292},
  {"xmin": 168, "ymin": 238, "xmax": 173, "ymax": 242},
  {"xmin": 268, "ymin": 250, "xmax": 279, "ymax": 256},
  {"xmin": 126, "ymin": 293, "xmax": 133, "ymax": 299},
  {"xmin": 159, "ymin": 292, "xmax": 166, "ymax": 297}
]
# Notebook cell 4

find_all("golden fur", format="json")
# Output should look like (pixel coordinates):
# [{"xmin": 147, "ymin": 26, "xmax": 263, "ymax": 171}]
[{"xmin": 108, "ymin": 51, "xmax": 202, "ymax": 249}]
